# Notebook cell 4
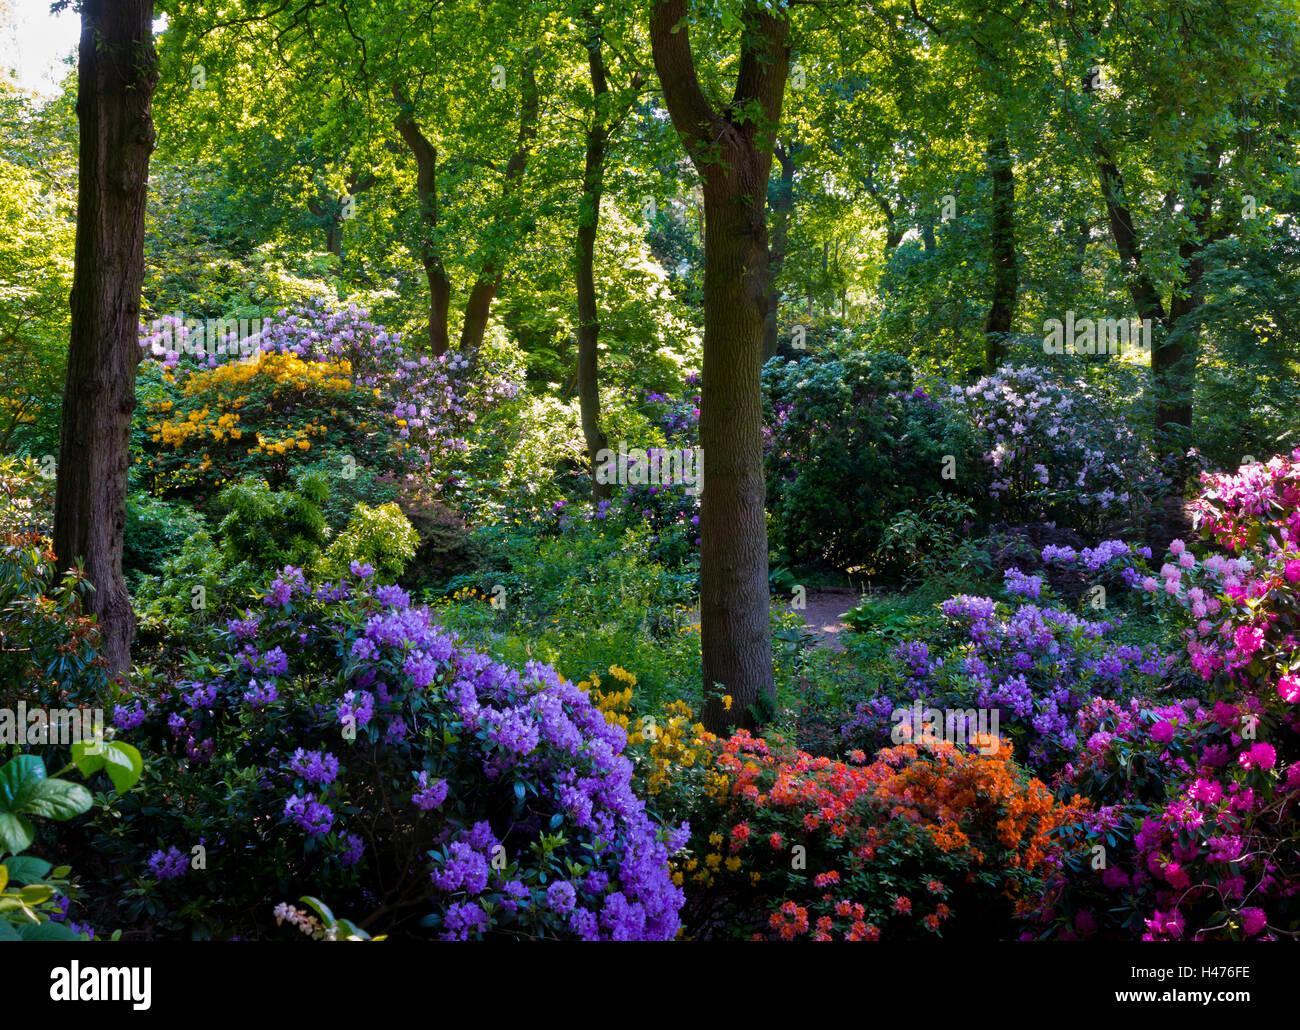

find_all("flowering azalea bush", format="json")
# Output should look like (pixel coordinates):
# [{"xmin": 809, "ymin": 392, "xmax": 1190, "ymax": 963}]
[
  {"xmin": 1025, "ymin": 453, "xmax": 1300, "ymax": 940},
  {"xmin": 674, "ymin": 731, "xmax": 1087, "ymax": 940},
  {"xmin": 135, "ymin": 343, "xmax": 407, "ymax": 521},
  {"xmin": 246, "ymin": 298, "xmax": 520, "ymax": 468},
  {"xmin": 94, "ymin": 568, "xmax": 686, "ymax": 940},
  {"xmin": 949, "ymin": 364, "xmax": 1166, "ymax": 533}
]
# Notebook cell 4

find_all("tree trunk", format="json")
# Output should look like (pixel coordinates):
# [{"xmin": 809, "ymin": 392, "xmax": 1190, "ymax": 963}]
[
  {"xmin": 460, "ymin": 52, "xmax": 540, "ymax": 355},
  {"xmin": 575, "ymin": 16, "xmax": 611, "ymax": 501},
  {"xmin": 982, "ymin": 130, "xmax": 1018, "ymax": 370},
  {"xmin": 393, "ymin": 86, "xmax": 452, "ymax": 355},
  {"xmin": 762, "ymin": 142, "xmax": 796, "ymax": 360},
  {"xmin": 54, "ymin": 0, "xmax": 158, "ymax": 681},
  {"xmin": 650, "ymin": 0, "xmax": 787, "ymax": 734},
  {"xmin": 922, "ymin": 213, "xmax": 937, "ymax": 254},
  {"xmin": 1157, "ymin": 159, "xmax": 1216, "ymax": 456}
]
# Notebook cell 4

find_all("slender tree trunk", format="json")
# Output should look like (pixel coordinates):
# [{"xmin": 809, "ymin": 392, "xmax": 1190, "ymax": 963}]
[
  {"xmin": 393, "ymin": 86, "xmax": 452, "ymax": 355},
  {"xmin": 762, "ymin": 142, "xmax": 796, "ymax": 360},
  {"xmin": 982, "ymin": 130, "xmax": 1018, "ymax": 370},
  {"xmin": 1157, "ymin": 158, "xmax": 1216, "ymax": 453},
  {"xmin": 650, "ymin": 0, "xmax": 787, "ymax": 733},
  {"xmin": 460, "ymin": 52, "xmax": 540, "ymax": 355},
  {"xmin": 1070, "ymin": 217, "xmax": 1089, "ymax": 279},
  {"xmin": 864, "ymin": 171, "xmax": 904, "ymax": 257},
  {"xmin": 575, "ymin": 17, "xmax": 611, "ymax": 501},
  {"xmin": 922, "ymin": 213, "xmax": 937, "ymax": 253},
  {"xmin": 54, "ymin": 0, "xmax": 158, "ymax": 681}
]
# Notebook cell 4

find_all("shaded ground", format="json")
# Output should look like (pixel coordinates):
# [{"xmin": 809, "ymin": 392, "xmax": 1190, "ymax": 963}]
[
  {"xmin": 689, "ymin": 587, "xmax": 863, "ymax": 653},
  {"xmin": 779, "ymin": 587, "xmax": 860, "ymax": 652}
]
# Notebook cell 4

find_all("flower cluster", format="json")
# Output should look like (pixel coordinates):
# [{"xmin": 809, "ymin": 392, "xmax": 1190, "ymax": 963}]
[
  {"xmin": 1023, "ymin": 453, "xmax": 1300, "ymax": 940},
  {"xmin": 679, "ymin": 731, "xmax": 1087, "ymax": 940},
  {"xmin": 842, "ymin": 596, "xmax": 1174, "ymax": 772},
  {"xmin": 949, "ymin": 364, "xmax": 1166, "ymax": 531},
  {"xmin": 119, "ymin": 565, "xmax": 687, "ymax": 941}
]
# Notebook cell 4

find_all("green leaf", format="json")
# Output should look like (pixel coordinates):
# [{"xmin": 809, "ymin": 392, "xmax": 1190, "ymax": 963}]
[
  {"xmin": 72, "ymin": 739, "xmax": 144, "ymax": 793},
  {"xmin": 17, "ymin": 883, "xmax": 54, "ymax": 905},
  {"xmin": 0, "ymin": 755, "xmax": 46, "ymax": 814},
  {"xmin": 0, "ymin": 813, "xmax": 35, "ymax": 856},
  {"xmin": 1, "ymin": 856, "xmax": 52, "ymax": 883},
  {"xmin": 18, "ymin": 920, "xmax": 78, "ymax": 941},
  {"xmin": 299, "ymin": 895, "xmax": 335, "ymax": 926},
  {"xmin": 20, "ymin": 777, "xmax": 93, "ymax": 821}
]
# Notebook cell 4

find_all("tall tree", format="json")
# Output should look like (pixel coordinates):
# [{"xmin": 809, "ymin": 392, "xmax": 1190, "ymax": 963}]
[
  {"xmin": 982, "ymin": 127, "xmax": 1018, "ymax": 369},
  {"xmin": 649, "ymin": 0, "xmax": 789, "ymax": 733},
  {"xmin": 54, "ymin": 0, "xmax": 159, "ymax": 678},
  {"xmin": 573, "ymin": 9, "xmax": 644, "ymax": 501}
]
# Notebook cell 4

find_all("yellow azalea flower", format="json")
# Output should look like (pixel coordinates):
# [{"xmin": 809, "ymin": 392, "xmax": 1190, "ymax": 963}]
[
  {"xmin": 725, "ymin": 856, "xmax": 742, "ymax": 873},
  {"xmin": 722, "ymin": 694, "xmax": 733, "ymax": 711}
]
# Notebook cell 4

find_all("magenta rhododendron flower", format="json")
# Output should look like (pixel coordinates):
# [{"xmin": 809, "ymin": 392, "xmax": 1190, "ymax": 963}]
[
  {"xmin": 1232, "ymin": 625, "xmax": 1265, "ymax": 655},
  {"xmin": 1237, "ymin": 742, "xmax": 1276, "ymax": 771}
]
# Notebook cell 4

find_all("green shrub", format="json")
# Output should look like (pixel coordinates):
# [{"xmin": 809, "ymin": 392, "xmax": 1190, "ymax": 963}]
[
  {"xmin": 123, "ymin": 494, "xmax": 207, "ymax": 585},
  {"xmin": 319, "ymin": 501, "xmax": 419, "ymax": 584},
  {"xmin": 763, "ymin": 349, "xmax": 978, "ymax": 571}
]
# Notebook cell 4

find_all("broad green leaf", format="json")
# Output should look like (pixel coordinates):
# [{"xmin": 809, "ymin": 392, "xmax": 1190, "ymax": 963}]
[
  {"xmin": 18, "ymin": 920, "xmax": 78, "ymax": 941},
  {"xmin": 1, "ymin": 856, "xmax": 53, "ymax": 883},
  {"xmin": 17, "ymin": 883, "xmax": 54, "ymax": 905},
  {"xmin": 0, "ymin": 812, "xmax": 34, "ymax": 856},
  {"xmin": 0, "ymin": 755, "xmax": 46, "ymax": 814},
  {"xmin": 19, "ymin": 777, "xmax": 93, "ymax": 821},
  {"xmin": 72, "ymin": 740, "xmax": 144, "ymax": 794}
]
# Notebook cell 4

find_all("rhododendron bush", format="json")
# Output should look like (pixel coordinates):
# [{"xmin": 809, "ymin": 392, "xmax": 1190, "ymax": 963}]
[
  {"xmin": 94, "ymin": 567, "xmax": 686, "ymax": 941},
  {"xmin": 1027, "ymin": 453, "xmax": 1300, "ymax": 940},
  {"xmin": 950, "ymin": 365, "xmax": 1167, "ymax": 533},
  {"xmin": 841, "ymin": 585, "xmax": 1177, "ymax": 774},
  {"xmin": 135, "ymin": 299, "xmax": 520, "ymax": 515}
]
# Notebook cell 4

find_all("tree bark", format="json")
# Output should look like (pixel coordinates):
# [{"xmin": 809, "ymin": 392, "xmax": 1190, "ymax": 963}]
[
  {"xmin": 982, "ymin": 130, "xmax": 1018, "ymax": 370},
  {"xmin": 575, "ymin": 16, "xmax": 611, "ymax": 502},
  {"xmin": 308, "ymin": 171, "xmax": 375, "ymax": 266},
  {"xmin": 393, "ymin": 86, "xmax": 452, "ymax": 355},
  {"xmin": 460, "ymin": 51, "xmax": 540, "ymax": 354},
  {"xmin": 921, "ymin": 212, "xmax": 937, "ymax": 254},
  {"xmin": 762, "ymin": 142, "xmax": 796, "ymax": 360},
  {"xmin": 54, "ymin": 0, "xmax": 158, "ymax": 681},
  {"xmin": 864, "ymin": 169, "xmax": 904, "ymax": 257},
  {"xmin": 650, "ymin": 0, "xmax": 787, "ymax": 734}
]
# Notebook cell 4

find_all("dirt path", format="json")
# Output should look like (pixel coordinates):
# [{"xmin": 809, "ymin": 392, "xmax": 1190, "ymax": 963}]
[
  {"xmin": 688, "ymin": 587, "xmax": 863, "ymax": 653},
  {"xmin": 780, "ymin": 587, "xmax": 861, "ymax": 652}
]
